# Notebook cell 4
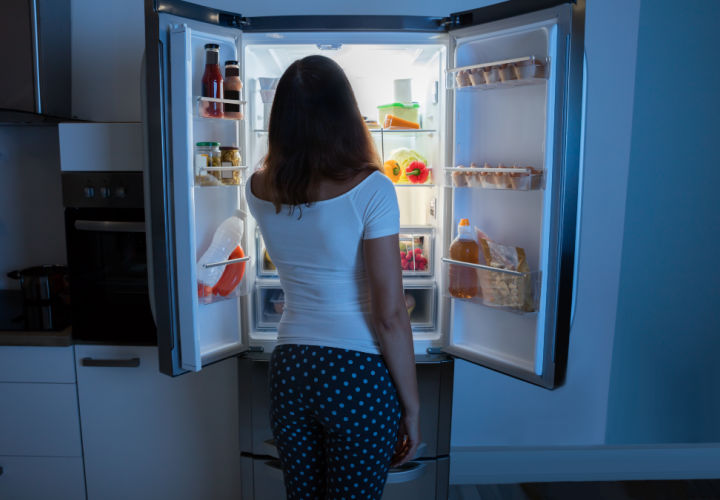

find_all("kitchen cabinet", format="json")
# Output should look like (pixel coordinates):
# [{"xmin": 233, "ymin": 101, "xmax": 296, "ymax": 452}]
[
  {"xmin": 0, "ymin": 346, "xmax": 85, "ymax": 500},
  {"xmin": 75, "ymin": 345, "xmax": 241, "ymax": 500}
]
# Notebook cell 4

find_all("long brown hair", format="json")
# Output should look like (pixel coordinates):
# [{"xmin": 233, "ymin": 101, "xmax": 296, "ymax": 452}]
[{"xmin": 262, "ymin": 55, "xmax": 381, "ymax": 213}]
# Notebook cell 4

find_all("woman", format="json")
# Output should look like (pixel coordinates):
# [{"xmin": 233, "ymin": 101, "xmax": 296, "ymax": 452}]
[{"xmin": 246, "ymin": 55, "xmax": 420, "ymax": 499}]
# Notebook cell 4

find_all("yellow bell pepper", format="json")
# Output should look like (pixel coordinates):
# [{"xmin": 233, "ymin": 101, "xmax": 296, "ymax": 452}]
[{"xmin": 383, "ymin": 160, "xmax": 402, "ymax": 183}]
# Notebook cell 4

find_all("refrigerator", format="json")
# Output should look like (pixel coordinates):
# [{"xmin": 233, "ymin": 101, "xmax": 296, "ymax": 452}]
[{"xmin": 143, "ymin": 0, "xmax": 584, "ymax": 496}]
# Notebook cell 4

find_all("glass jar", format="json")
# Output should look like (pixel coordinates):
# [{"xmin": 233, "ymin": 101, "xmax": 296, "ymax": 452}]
[
  {"xmin": 223, "ymin": 61, "xmax": 244, "ymax": 119},
  {"xmin": 195, "ymin": 142, "xmax": 222, "ymax": 183},
  {"xmin": 219, "ymin": 146, "xmax": 241, "ymax": 185}
]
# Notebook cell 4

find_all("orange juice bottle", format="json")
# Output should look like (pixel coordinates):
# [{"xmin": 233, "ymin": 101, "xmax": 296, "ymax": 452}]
[{"xmin": 448, "ymin": 218, "xmax": 479, "ymax": 298}]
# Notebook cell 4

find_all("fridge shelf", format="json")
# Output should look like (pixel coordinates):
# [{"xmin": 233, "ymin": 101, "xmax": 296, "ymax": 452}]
[
  {"xmin": 195, "ymin": 96, "xmax": 246, "ymax": 121},
  {"xmin": 441, "ymin": 258, "xmax": 539, "ymax": 314},
  {"xmin": 392, "ymin": 182, "xmax": 435, "ymax": 188},
  {"xmin": 197, "ymin": 256, "xmax": 252, "ymax": 305},
  {"xmin": 445, "ymin": 166, "xmax": 544, "ymax": 190},
  {"xmin": 448, "ymin": 56, "xmax": 548, "ymax": 90},
  {"xmin": 194, "ymin": 166, "xmax": 247, "ymax": 187}
]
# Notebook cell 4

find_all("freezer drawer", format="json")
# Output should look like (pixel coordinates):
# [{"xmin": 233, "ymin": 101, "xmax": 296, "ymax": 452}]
[
  {"xmin": 238, "ymin": 355, "xmax": 453, "ymax": 459},
  {"xmin": 246, "ymin": 455, "xmax": 447, "ymax": 500}
]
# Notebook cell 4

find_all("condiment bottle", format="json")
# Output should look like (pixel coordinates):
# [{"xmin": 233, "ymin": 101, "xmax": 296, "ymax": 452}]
[
  {"xmin": 223, "ymin": 61, "xmax": 243, "ymax": 119},
  {"xmin": 201, "ymin": 44, "xmax": 223, "ymax": 118},
  {"xmin": 448, "ymin": 218, "xmax": 479, "ymax": 299}
]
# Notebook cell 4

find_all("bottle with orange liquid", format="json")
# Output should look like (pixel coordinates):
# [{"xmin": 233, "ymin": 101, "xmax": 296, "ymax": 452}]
[{"xmin": 448, "ymin": 218, "xmax": 479, "ymax": 299}]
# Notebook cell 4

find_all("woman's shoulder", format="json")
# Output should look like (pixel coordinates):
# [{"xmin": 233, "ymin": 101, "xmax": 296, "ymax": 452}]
[{"xmin": 351, "ymin": 170, "xmax": 395, "ymax": 203}]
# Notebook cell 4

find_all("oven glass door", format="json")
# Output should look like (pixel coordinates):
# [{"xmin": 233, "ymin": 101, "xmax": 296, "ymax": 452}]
[{"xmin": 65, "ymin": 207, "xmax": 156, "ymax": 344}]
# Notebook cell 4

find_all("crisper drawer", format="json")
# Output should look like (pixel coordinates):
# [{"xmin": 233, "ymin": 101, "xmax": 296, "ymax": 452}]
[
  {"xmin": 0, "ymin": 383, "xmax": 82, "ymax": 457},
  {"xmin": 399, "ymin": 227, "xmax": 434, "ymax": 277},
  {"xmin": 254, "ymin": 284, "xmax": 437, "ymax": 332},
  {"xmin": 250, "ymin": 456, "xmax": 444, "ymax": 500},
  {"xmin": 0, "ymin": 456, "xmax": 85, "ymax": 500},
  {"xmin": 254, "ymin": 284, "xmax": 283, "ymax": 330},
  {"xmin": 239, "ymin": 357, "xmax": 453, "ymax": 460}
]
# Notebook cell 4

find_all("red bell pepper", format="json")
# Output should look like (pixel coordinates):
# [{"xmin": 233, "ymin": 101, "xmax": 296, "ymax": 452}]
[{"xmin": 405, "ymin": 161, "xmax": 429, "ymax": 184}]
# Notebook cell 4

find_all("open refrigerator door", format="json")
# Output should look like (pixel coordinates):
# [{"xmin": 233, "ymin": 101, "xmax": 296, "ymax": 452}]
[
  {"xmin": 440, "ymin": 2, "xmax": 583, "ymax": 388},
  {"xmin": 145, "ymin": 5, "xmax": 252, "ymax": 375}
]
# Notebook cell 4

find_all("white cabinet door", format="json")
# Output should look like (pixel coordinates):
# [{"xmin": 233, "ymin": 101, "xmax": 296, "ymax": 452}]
[{"xmin": 75, "ymin": 345, "xmax": 241, "ymax": 500}]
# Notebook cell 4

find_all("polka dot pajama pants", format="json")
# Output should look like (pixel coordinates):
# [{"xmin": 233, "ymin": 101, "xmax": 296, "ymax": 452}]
[{"xmin": 269, "ymin": 344, "xmax": 401, "ymax": 499}]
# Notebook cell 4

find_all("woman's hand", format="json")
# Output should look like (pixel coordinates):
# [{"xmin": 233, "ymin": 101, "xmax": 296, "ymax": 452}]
[{"xmin": 390, "ymin": 412, "xmax": 421, "ymax": 467}]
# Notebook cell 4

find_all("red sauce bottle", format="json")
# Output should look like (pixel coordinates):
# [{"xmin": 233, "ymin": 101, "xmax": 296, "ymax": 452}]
[{"xmin": 201, "ymin": 43, "xmax": 223, "ymax": 118}]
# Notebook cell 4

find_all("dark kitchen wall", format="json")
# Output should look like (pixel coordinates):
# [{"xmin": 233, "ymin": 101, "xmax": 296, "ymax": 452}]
[
  {"xmin": 605, "ymin": 0, "xmax": 720, "ymax": 444},
  {"xmin": 0, "ymin": 126, "xmax": 66, "ymax": 289}
]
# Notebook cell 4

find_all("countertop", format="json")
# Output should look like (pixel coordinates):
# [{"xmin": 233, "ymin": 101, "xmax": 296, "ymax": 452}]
[{"xmin": 0, "ymin": 326, "xmax": 73, "ymax": 346}]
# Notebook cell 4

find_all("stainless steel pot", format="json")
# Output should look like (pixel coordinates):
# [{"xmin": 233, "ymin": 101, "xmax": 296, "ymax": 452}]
[{"xmin": 6, "ymin": 265, "xmax": 70, "ymax": 330}]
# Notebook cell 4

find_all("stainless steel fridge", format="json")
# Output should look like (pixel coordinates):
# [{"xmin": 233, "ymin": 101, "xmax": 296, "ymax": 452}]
[{"xmin": 143, "ymin": 0, "xmax": 584, "ymax": 495}]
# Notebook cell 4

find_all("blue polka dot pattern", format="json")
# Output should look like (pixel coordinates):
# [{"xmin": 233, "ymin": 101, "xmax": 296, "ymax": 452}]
[{"xmin": 269, "ymin": 344, "xmax": 401, "ymax": 499}]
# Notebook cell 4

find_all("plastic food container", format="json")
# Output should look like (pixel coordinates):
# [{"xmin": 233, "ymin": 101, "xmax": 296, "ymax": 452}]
[
  {"xmin": 195, "ymin": 142, "xmax": 221, "ymax": 181},
  {"xmin": 454, "ymin": 70, "xmax": 472, "ymax": 88},
  {"xmin": 483, "ymin": 66, "xmax": 500, "ymax": 84},
  {"xmin": 377, "ymin": 102, "xmax": 420, "ymax": 126},
  {"xmin": 498, "ymin": 63, "xmax": 516, "ymax": 82},
  {"xmin": 514, "ymin": 57, "xmax": 546, "ymax": 80},
  {"xmin": 468, "ymin": 68, "xmax": 484, "ymax": 86}
]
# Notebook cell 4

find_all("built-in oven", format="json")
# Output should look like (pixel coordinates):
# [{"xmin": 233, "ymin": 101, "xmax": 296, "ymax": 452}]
[{"xmin": 62, "ymin": 172, "xmax": 156, "ymax": 344}]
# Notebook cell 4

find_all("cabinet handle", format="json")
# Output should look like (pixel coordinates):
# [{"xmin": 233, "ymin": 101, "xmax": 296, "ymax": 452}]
[
  {"xmin": 0, "ymin": 465, "xmax": 3, "ymax": 476},
  {"xmin": 81, "ymin": 357, "xmax": 141, "ymax": 368}
]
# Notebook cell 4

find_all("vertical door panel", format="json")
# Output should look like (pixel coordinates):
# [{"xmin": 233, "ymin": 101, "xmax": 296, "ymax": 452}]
[
  {"xmin": 443, "ymin": 3, "xmax": 582, "ymax": 388},
  {"xmin": 145, "ymin": 5, "xmax": 250, "ymax": 375}
]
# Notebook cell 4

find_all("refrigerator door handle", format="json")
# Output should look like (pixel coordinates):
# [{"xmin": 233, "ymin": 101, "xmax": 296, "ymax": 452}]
[{"xmin": 385, "ymin": 461, "xmax": 426, "ymax": 484}]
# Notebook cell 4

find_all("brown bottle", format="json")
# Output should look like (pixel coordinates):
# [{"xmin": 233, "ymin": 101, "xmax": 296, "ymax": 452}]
[
  {"xmin": 223, "ymin": 60, "xmax": 243, "ymax": 119},
  {"xmin": 448, "ymin": 218, "xmax": 479, "ymax": 299}
]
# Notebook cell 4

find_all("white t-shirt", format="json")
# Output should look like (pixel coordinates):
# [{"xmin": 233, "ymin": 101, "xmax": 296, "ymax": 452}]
[{"xmin": 246, "ymin": 171, "xmax": 399, "ymax": 354}]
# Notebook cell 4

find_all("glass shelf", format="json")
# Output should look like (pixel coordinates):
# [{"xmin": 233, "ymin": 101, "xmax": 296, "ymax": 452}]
[
  {"xmin": 441, "ymin": 257, "xmax": 539, "ymax": 314},
  {"xmin": 195, "ymin": 96, "xmax": 246, "ymax": 121}
]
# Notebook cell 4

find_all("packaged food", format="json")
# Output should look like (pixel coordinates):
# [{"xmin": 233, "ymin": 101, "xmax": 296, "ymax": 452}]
[
  {"xmin": 404, "ymin": 293, "xmax": 416, "ymax": 316},
  {"xmin": 377, "ymin": 102, "xmax": 420, "ymax": 126},
  {"xmin": 268, "ymin": 290, "xmax": 285, "ymax": 314},
  {"xmin": 201, "ymin": 44, "xmax": 223, "ymax": 118},
  {"xmin": 452, "ymin": 166, "xmax": 469, "ymax": 187},
  {"xmin": 448, "ymin": 219, "xmax": 479, "ymax": 299},
  {"xmin": 468, "ymin": 68, "xmax": 484, "ymax": 86},
  {"xmin": 383, "ymin": 114, "xmax": 420, "ymax": 129},
  {"xmin": 219, "ymin": 146, "xmax": 241, "ymax": 185},
  {"xmin": 454, "ymin": 70, "xmax": 472, "ymax": 88},
  {"xmin": 399, "ymin": 236, "xmax": 429, "ymax": 272},
  {"xmin": 498, "ymin": 63, "xmax": 516, "ymax": 82},
  {"xmin": 483, "ymin": 66, "xmax": 500, "ymax": 84},
  {"xmin": 223, "ymin": 61, "xmax": 243, "ymax": 119},
  {"xmin": 477, "ymin": 236, "xmax": 533, "ymax": 312},
  {"xmin": 195, "ymin": 142, "xmax": 221, "ymax": 182},
  {"xmin": 514, "ymin": 57, "xmax": 546, "ymax": 80}
]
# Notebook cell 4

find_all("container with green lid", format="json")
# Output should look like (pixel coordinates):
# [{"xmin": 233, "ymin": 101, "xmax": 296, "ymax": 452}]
[
  {"xmin": 194, "ymin": 142, "xmax": 221, "ymax": 181},
  {"xmin": 377, "ymin": 102, "xmax": 420, "ymax": 127}
]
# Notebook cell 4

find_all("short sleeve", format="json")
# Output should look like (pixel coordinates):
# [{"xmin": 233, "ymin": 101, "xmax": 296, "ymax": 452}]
[{"xmin": 361, "ymin": 173, "xmax": 400, "ymax": 240}]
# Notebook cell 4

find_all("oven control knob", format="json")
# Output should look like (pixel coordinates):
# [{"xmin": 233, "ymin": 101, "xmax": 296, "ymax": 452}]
[
  {"xmin": 114, "ymin": 186, "xmax": 126, "ymax": 199},
  {"xmin": 83, "ymin": 186, "xmax": 95, "ymax": 198},
  {"xmin": 100, "ymin": 186, "xmax": 111, "ymax": 199}
]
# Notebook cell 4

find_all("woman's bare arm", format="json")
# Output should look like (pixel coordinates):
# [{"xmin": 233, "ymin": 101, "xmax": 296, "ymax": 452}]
[{"xmin": 364, "ymin": 233, "xmax": 420, "ymax": 466}]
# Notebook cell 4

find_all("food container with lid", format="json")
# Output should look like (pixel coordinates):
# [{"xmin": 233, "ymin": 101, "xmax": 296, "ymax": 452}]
[
  {"xmin": 195, "ymin": 142, "xmax": 221, "ymax": 181},
  {"xmin": 219, "ymin": 146, "xmax": 242, "ymax": 185},
  {"xmin": 514, "ymin": 57, "xmax": 546, "ymax": 80},
  {"xmin": 377, "ymin": 102, "xmax": 420, "ymax": 126}
]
